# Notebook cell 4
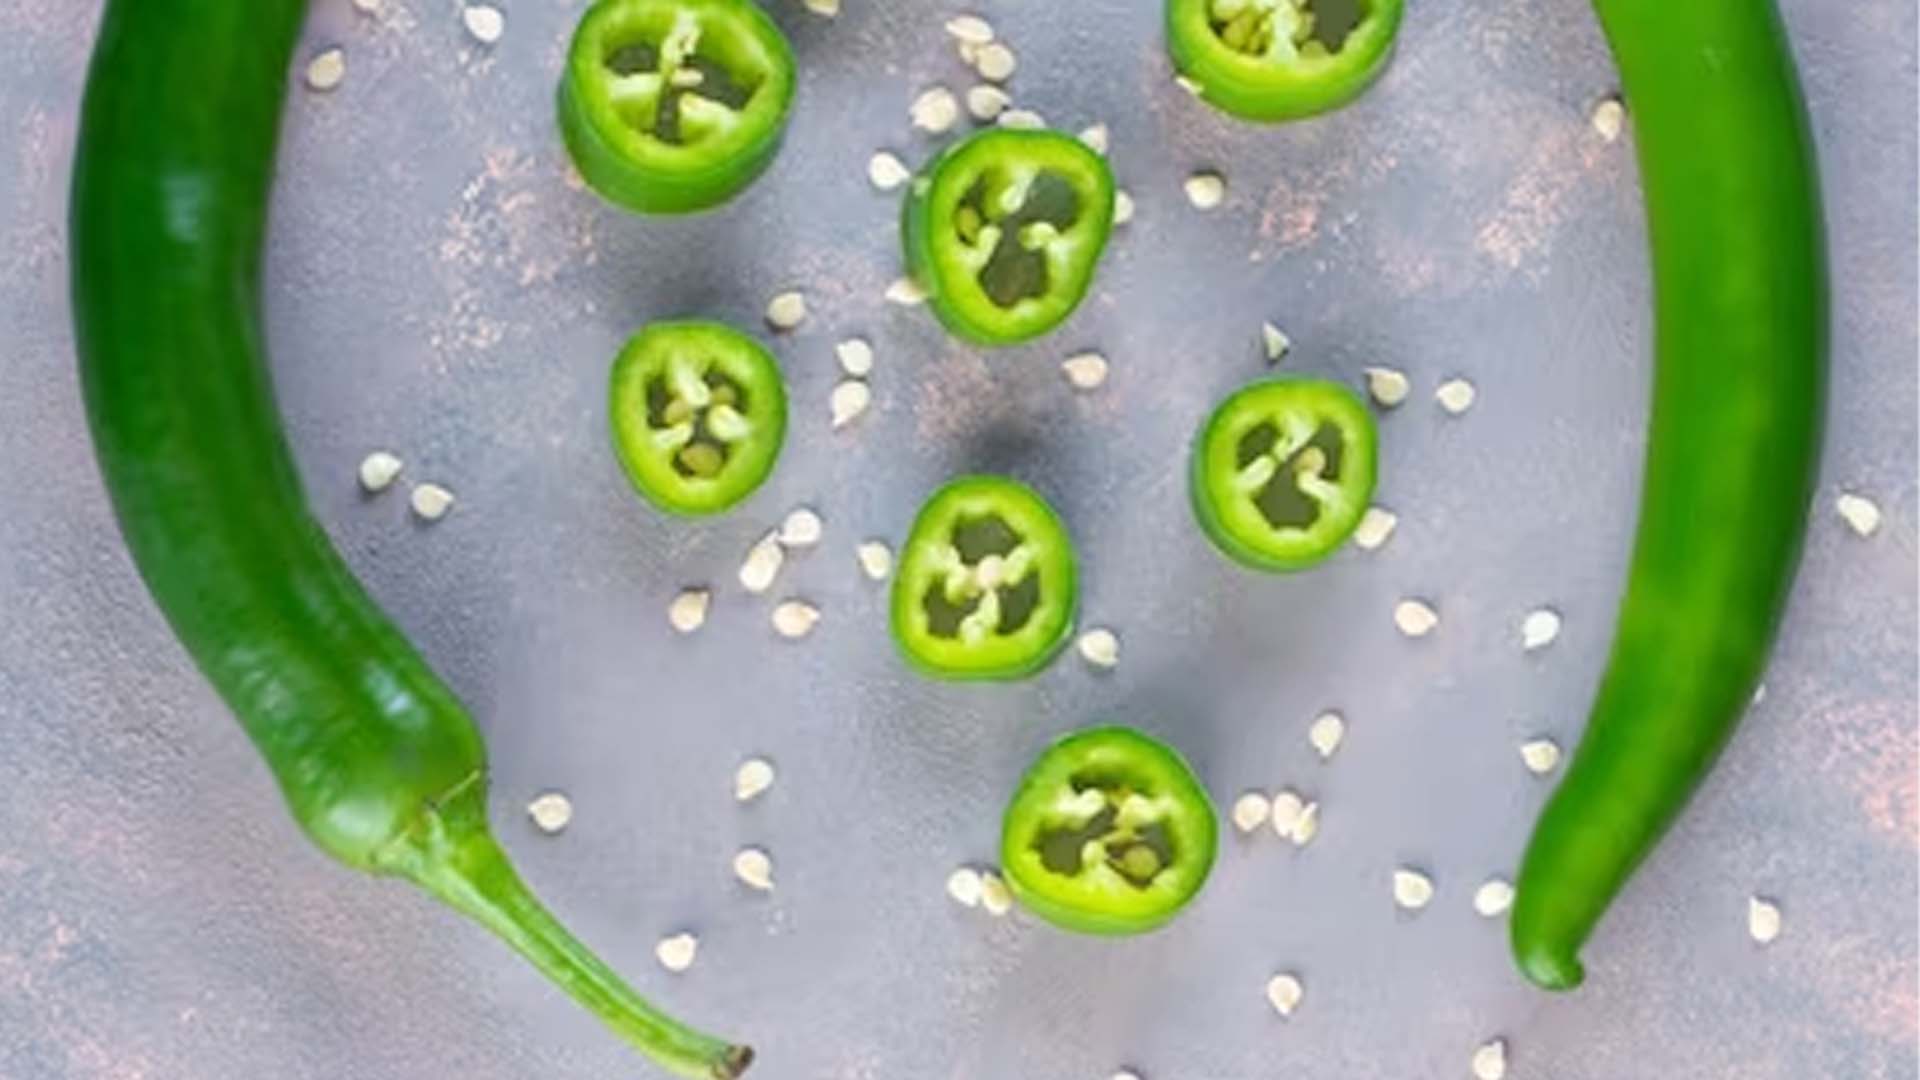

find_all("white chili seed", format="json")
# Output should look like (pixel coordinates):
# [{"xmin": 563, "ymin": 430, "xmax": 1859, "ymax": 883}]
[
  {"xmin": 830, "ymin": 379, "xmax": 872, "ymax": 429},
  {"xmin": 1836, "ymin": 492, "xmax": 1882, "ymax": 536},
  {"xmin": 1112, "ymin": 189, "xmax": 1135, "ymax": 225},
  {"xmin": 771, "ymin": 599, "xmax": 821, "ymax": 640},
  {"xmin": 734, "ymin": 757, "xmax": 776, "ymax": 802},
  {"xmin": 979, "ymin": 870, "xmax": 1013, "ymax": 916},
  {"xmin": 410, "ymin": 483, "xmax": 456, "ymax": 521},
  {"xmin": 1471, "ymin": 1038, "xmax": 1508, "ymax": 1080},
  {"xmin": 868, "ymin": 151, "xmax": 911, "ymax": 191},
  {"xmin": 1231, "ymin": 792, "xmax": 1272, "ymax": 833},
  {"xmin": 461, "ymin": 4, "xmax": 505, "ymax": 44},
  {"xmin": 305, "ymin": 48, "xmax": 347, "ymax": 92},
  {"xmin": 668, "ymin": 588, "xmax": 711, "ymax": 634},
  {"xmin": 1393, "ymin": 598, "xmax": 1439, "ymax": 638},
  {"xmin": 911, "ymin": 86, "xmax": 960, "ymax": 133},
  {"xmin": 527, "ymin": 791, "xmax": 573, "ymax": 834},
  {"xmin": 1474, "ymin": 877, "xmax": 1515, "ymax": 917},
  {"xmin": 1436, "ymin": 377, "xmax": 1477, "ymax": 415},
  {"xmin": 1591, "ymin": 96, "xmax": 1626, "ymax": 142},
  {"xmin": 1183, "ymin": 171, "xmax": 1226, "ymax": 210},
  {"xmin": 946, "ymin": 866, "xmax": 983, "ymax": 907},
  {"xmin": 1270, "ymin": 790, "xmax": 1305, "ymax": 838},
  {"xmin": 803, "ymin": 0, "xmax": 840, "ymax": 16},
  {"xmin": 1261, "ymin": 322, "xmax": 1292, "ymax": 362},
  {"xmin": 1174, "ymin": 74, "xmax": 1205, "ymax": 97},
  {"xmin": 974, "ymin": 42, "xmax": 1017, "ymax": 83},
  {"xmin": 357, "ymin": 450, "xmax": 404, "ymax": 493},
  {"xmin": 996, "ymin": 108, "xmax": 1045, "ymax": 130},
  {"xmin": 1308, "ymin": 711, "xmax": 1346, "ymax": 760},
  {"xmin": 1077, "ymin": 628, "xmax": 1120, "ymax": 669},
  {"xmin": 778, "ymin": 507, "xmax": 824, "ymax": 548},
  {"xmin": 1364, "ymin": 366, "xmax": 1410, "ymax": 407},
  {"xmin": 1521, "ymin": 607, "xmax": 1563, "ymax": 650},
  {"xmin": 945, "ymin": 14, "xmax": 995, "ymax": 46},
  {"xmin": 655, "ymin": 932, "xmax": 699, "ymax": 973},
  {"xmin": 1265, "ymin": 972, "xmax": 1304, "ymax": 1017},
  {"xmin": 835, "ymin": 337, "xmax": 875, "ymax": 376},
  {"xmin": 352, "ymin": 0, "xmax": 380, "ymax": 13},
  {"xmin": 765, "ymin": 290, "xmax": 808, "ymax": 331},
  {"xmin": 1289, "ymin": 801, "xmax": 1320, "ymax": 847},
  {"xmin": 1061, "ymin": 351, "xmax": 1110, "ymax": 390},
  {"xmin": 739, "ymin": 533, "xmax": 785, "ymax": 594},
  {"xmin": 1519, "ymin": 738, "xmax": 1562, "ymax": 776},
  {"xmin": 1078, "ymin": 123, "xmax": 1110, "ymax": 154},
  {"xmin": 1111, "ymin": 1072, "xmax": 1143, "ymax": 1080},
  {"xmin": 1353, "ymin": 506, "xmax": 1398, "ymax": 550},
  {"xmin": 965, "ymin": 84, "xmax": 1011, "ymax": 121},
  {"xmin": 885, "ymin": 277, "xmax": 928, "ymax": 305},
  {"xmin": 1748, "ymin": 896, "xmax": 1783, "ymax": 944},
  {"xmin": 732, "ymin": 847, "xmax": 774, "ymax": 891},
  {"xmin": 857, "ymin": 540, "xmax": 894, "ymax": 581},
  {"xmin": 1392, "ymin": 868, "xmax": 1435, "ymax": 910}
]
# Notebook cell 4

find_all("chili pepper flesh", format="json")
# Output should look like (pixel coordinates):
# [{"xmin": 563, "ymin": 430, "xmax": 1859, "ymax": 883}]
[{"xmin": 1166, "ymin": 0, "xmax": 1405, "ymax": 121}]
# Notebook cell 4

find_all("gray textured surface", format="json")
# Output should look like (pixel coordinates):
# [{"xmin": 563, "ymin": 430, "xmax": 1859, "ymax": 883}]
[{"xmin": 2, "ymin": 1, "xmax": 1916, "ymax": 1078}]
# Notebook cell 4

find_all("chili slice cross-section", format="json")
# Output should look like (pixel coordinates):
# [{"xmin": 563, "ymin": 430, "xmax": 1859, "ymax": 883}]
[
  {"xmin": 1166, "ymin": 0, "xmax": 1404, "ymax": 122},
  {"xmin": 1190, "ymin": 377, "xmax": 1378, "ymax": 570},
  {"xmin": 1001, "ymin": 726, "xmax": 1219, "ymax": 936},
  {"xmin": 609, "ymin": 320, "xmax": 787, "ymax": 515},
  {"xmin": 560, "ymin": 0, "xmax": 796, "ymax": 214},
  {"xmin": 890, "ymin": 476, "xmax": 1077, "ymax": 680},
  {"xmin": 902, "ymin": 129, "xmax": 1116, "ymax": 346}
]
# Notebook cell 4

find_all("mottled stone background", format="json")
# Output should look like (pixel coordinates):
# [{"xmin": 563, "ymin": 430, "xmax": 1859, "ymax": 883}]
[{"xmin": 1, "ymin": 1, "xmax": 1914, "ymax": 1078}]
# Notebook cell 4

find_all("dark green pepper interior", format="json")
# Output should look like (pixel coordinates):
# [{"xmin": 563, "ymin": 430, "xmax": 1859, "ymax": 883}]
[
  {"xmin": 1032, "ymin": 772, "xmax": 1179, "ymax": 890},
  {"xmin": 921, "ymin": 512, "xmax": 1044, "ymax": 638},
  {"xmin": 956, "ymin": 171, "xmax": 1083, "ymax": 309},
  {"xmin": 1234, "ymin": 421, "xmax": 1346, "ymax": 529},
  {"xmin": 601, "ymin": 25, "xmax": 760, "ymax": 146}
]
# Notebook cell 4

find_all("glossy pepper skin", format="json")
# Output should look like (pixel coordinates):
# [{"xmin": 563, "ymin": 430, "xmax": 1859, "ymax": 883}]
[
  {"xmin": 1165, "ymin": 0, "xmax": 1404, "ymax": 122},
  {"xmin": 70, "ymin": 3, "xmax": 750, "ymax": 1076},
  {"xmin": 1001, "ymin": 726, "xmax": 1219, "ymax": 935},
  {"xmin": 903, "ymin": 129, "xmax": 1115, "ymax": 346},
  {"xmin": 1511, "ymin": 0, "xmax": 1826, "ymax": 992},
  {"xmin": 560, "ymin": 0, "xmax": 796, "ymax": 214}
]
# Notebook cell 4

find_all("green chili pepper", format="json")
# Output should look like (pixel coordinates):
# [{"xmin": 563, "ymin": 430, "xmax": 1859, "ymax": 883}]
[
  {"xmin": 902, "ymin": 129, "xmax": 1116, "ymax": 346},
  {"xmin": 1511, "ymin": 0, "xmax": 1826, "ymax": 991},
  {"xmin": 1000, "ymin": 726, "xmax": 1219, "ymax": 936},
  {"xmin": 610, "ymin": 320, "xmax": 788, "ymax": 516},
  {"xmin": 71, "ymin": 3, "xmax": 749, "ymax": 1076},
  {"xmin": 560, "ymin": 0, "xmax": 796, "ymax": 214},
  {"xmin": 891, "ymin": 476, "xmax": 1078, "ymax": 681},
  {"xmin": 1190, "ymin": 378, "xmax": 1379, "ymax": 571},
  {"xmin": 1165, "ymin": 0, "xmax": 1404, "ymax": 122}
]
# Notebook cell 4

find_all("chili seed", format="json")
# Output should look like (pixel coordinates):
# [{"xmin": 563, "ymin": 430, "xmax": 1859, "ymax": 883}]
[
  {"xmin": 765, "ymin": 290, "xmax": 808, "ymax": 331},
  {"xmin": 732, "ymin": 847, "xmax": 775, "ymax": 891},
  {"xmin": 739, "ymin": 532, "xmax": 785, "ymax": 594},
  {"xmin": 352, "ymin": 0, "xmax": 380, "ymax": 13},
  {"xmin": 771, "ymin": 599, "xmax": 821, "ymax": 640},
  {"xmin": 1392, "ymin": 868, "xmax": 1435, "ymax": 910},
  {"xmin": 1393, "ymin": 598, "xmax": 1439, "ymax": 638},
  {"xmin": 1061, "ymin": 351, "xmax": 1110, "ymax": 390},
  {"xmin": 830, "ymin": 379, "xmax": 872, "ymax": 429},
  {"xmin": 654, "ymin": 932, "xmax": 699, "ymax": 973},
  {"xmin": 1183, "ymin": 171, "xmax": 1226, "ymax": 210},
  {"xmin": 677, "ymin": 443, "xmax": 724, "ymax": 478},
  {"xmin": 410, "ymin": 482, "xmax": 456, "ymax": 521},
  {"xmin": 734, "ymin": 757, "xmax": 776, "ymax": 802},
  {"xmin": 357, "ymin": 450, "xmax": 404, "ymax": 493},
  {"xmin": 1836, "ymin": 492, "xmax": 1882, "ymax": 536},
  {"xmin": 885, "ymin": 277, "xmax": 927, "ymax": 305},
  {"xmin": 1473, "ymin": 877, "xmax": 1515, "ymax": 917},
  {"xmin": 668, "ymin": 588, "xmax": 711, "ymax": 634},
  {"xmin": 778, "ymin": 507, "xmax": 824, "ymax": 548},
  {"xmin": 1261, "ymin": 322, "xmax": 1292, "ymax": 363},
  {"xmin": 857, "ymin": 540, "xmax": 894, "ymax": 581},
  {"xmin": 1748, "ymin": 896, "xmax": 1783, "ymax": 944},
  {"xmin": 1112, "ymin": 1072, "xmax": 1143, "ymax": 1080},
  {"xmin": 965, "ymin": 84, "xmax": 1011, "ymax": 122},
  {"xmin": 1471, "ymin": 1038, "xmax": 1508, "ymax": 1080},
  {"xmin": 946, "ymin": 866, "xmax": 983, "ymax": 907},
  {"xmin": 1289, "ymin": 801, "xmax": 1320, "ymax": 847},
  {"xmin": 1436, "ymin": 377, "xmax": 1477, "ymax": 415},
  {"xmin": 1175, "ymin": 74, "xmax": 1205, "ymax": 97},
  {"xmin": 1364, "ymin": 366, "xmax": 1410, "ymax": 407},
  {"xmin": 1521, "ymin": 607, "xmax": 1562, "ymax": 650},
  {"xmin": 527, "ymin": 791, "xmax": 573, "ymax": 834},
  {"xmin": 974, "ymin": 42, "xmax": 1017, "ymax": 82},
  {"xmin": 1591, "ymin": 96, "xmax": 1626, "ymax": 142},
  {"xmin": 1270, "ymin": 789, "xmax": 1305, "ymax": 839},
  {"xmin": 997, "ymin": 108, "xmax": 1045, "ymax": 130},
  {"xmin": 835, "ymin": 337, "xmax": 875, "ymax": 377},
  {"xmin": 1078, "ymin": 123, "xmax": 1110, "ymax": 154},
  {"xmin": 1077, "ymin": 628, "xmax": 1120, "ymax": 669},
  {"xmin": 1519, "ymin": 738, "xmax": 1562, "ymax": 775},
  {"xmin": 803, "ymin": 0, "xmax": 840, "ymax": 16},
  {"xmin": 1113, "ymin": 189, "xmax": 1135, "ymax": 225},
  {"xmin": 868, "ymin": 151, "xmax": 911, "ymax": 191},
  {"xmin": 979, "ymin": 870, "xmax": 1013, "ymax": 916},
  {"xmin": 461, "ymin": 4, "xmax": 505, "ymax": 44},
  {"xmin": 911, "ymin": 86, "xmax": 960, "ymax": 133},
  {"xmin": 1231, "ymin": 792, "xmax": 1271, "ymax": 833},
  {"xmin": 1353, "ymin": 506, "xmax": 1398, "ymax": 550},
  {"xmin": 305, "ymin": 48, "xmax": 347, "ymax": 92},
  {"xmin": 1265, "ymin": 972, "xmax": 1304, "ymax": 1017},
  {"xmin": 945, "ymin": 14, "xmax": 995, "ymax": 46},
  {"xmin": 1308, "ymin": 711, "xmax": 1346, "ymax": 760}
]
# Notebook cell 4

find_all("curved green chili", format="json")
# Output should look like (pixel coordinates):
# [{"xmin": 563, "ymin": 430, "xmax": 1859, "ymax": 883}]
[
  {"xmin": 71, "ymin": 2, "xmax": 749, "ymax": 1075},
  {"xmin": 1510, "ymin": 0, "xmax": 1826, "ymax": 991},
  {"xmin": 1165, "ymin": 0, "xmax": 1404, "ymax": 122}
]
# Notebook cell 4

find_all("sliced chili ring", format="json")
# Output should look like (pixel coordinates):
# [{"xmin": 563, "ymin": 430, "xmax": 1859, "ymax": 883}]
[
  {"xmin": 890, "ymin": 476, "xmax": 1077, "ymax": 681},
  {"xmin": 609, "ymin": 320, "xmax": 787, "ymax": 515},
  {"xmin": 560, "ymin": 0, "xmax": 796, "ymax": 214},
  {"xmin": 1165, "ymin": 0, "xmax": 1405, "ymax": 122},
  {"xmin": 902, "ymin": 129, "xmax": 1116, "ymax": 346},
  {"xmin": 1190, "ymin": 377, "xmax": 1378, "ymax": 570},
  {"xmin": 1001, "ymin": 726, "xmax": 1219, "ymax": 936}
]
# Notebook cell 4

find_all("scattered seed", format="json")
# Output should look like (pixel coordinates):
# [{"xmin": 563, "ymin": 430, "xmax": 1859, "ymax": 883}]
[
  {"xmin": 732, "ymin": 847, "xmax": 775, "ymax": 891},
  {"xmin": 911, "ymin": 86, "xmax": 960, "ymax": 133},
  {"xmin": 979, "ymin": 870, "xmax": 1013, "ymax": 916},
  {"xmin": 1289, "ymin": 801, "xmax": 1320, "ymax": 847},
  {"xmin": 1474, "ymin": 877, "xmax": 1515, "ymax": 917},
  {"xmin": 997, "ymin": 108, "xmax": 1044, "ymax": 130},
  {"xmin": 526, "ymin": 791, "xmax": 573, "ymax": 834},
  {"xmin": 1265, "ymin": 972, "xmax": 1304, "ymax": 1017},
  {"xmin": 351, "ymin": 0, "xmax": 380, "ymax": 13},
  {"xmin": 856, "ymin": 540, "xmax": 894, "ymax": 581},
  {"xmin": 734, "ymin": 757, "xmax": 776, "ymax": 802},
  {"xmin": 1183, "ymin": 171, "xmax": 1226, "ymax": 210},
  {"xmin": 1836, "ymin": 492, "xmax": 1882, "ymax": 536},
  {"xmin": 1591, "ymin": 96, "xmax": 1626, "ymax": 142},
  {"xmin": 1353, "ymin": 506, "xmax": 1398, "ymax": 550},
  {"xmin": 461, "ymin": 4, "xmax": 504, "ymax": 44},
  {"xmin": 1364, "ymin": 366, "xmax": 1410, "ymax": 407},
  {"xmin": 946, "ymin": 866, "xmax": 984, "ymax": 907},
  {"xmin": 1392, "ymin": 868, "xmax": 1435, "ymax": 910},
  {"xmin": 1752, "ymin": 682, "xmax": 1768, "ymax": 705},
  {"xmin": 1112, "ymin": 189, "xmax": 1135, "ymax": 225},
  {"xmin": 830, "ymin": 379, "xmax": 872, "ymax": 428},
  {"xmin": 974, "ymin": 42, "xmax": 1017, "ymax": 82},
  {"xmin": 1748, "ymin": 896, "xmax": 1783, "ymax": 944},
  {"xmin": 765, "ymin": 290, "xmax": 808, "ymax": 331},
  {"xmin": 778, "ymin": 507, "xmax": 824, "ymax": 548},
  {"xmin": 357, "ymin": 450, "xmax": 404, "ymax": 493},
  {"xmin": 1436, "ymin": 377, "xmax": 1477, "ymax": 415},
  {"xmin": 1077, "ymin": 627, "xmax": 1120, "ymax": 669},
  {"xmin": 1261, "ymin": 322, "xmax": 1292, "ymax": 363},
  {"xmin": 885, "ymin": 277, "xmax": 927, "ymax": 305},
  {"xmin": 868, "ymin": 151, "xmax": 911, "ymax": 191},
  {"xmin": 305, "ymin": 48, "xmax": 347, "ymax": 92},
  {"xmin": 1111, "ymin": 1072, "xmax": 1143, "ymax": 1080},
  {"xmin": 1078, "ymin": 123, "xmax": 1110, "ymax": 154},
  {"xmin": 655, "ymin": 932, "xmax": 699, "ymax": 973},
  {"xmin": 1270, "ymin": 790, "xmax": 1305, "ymax": 838},
  {"xmin": 1231, "ymin": 792, "xmax": 1271, "ymax": 833},
  {"xmin": 739, "ymin": 533, "xmax": 785, "ymax": 594},
  {"xmin": 1061, "ymin": 351, "xmax": 1110, "ymax": 390},
  {"xmin": 1471, "ymin": 1038, "xmax": 1508, "ymax": 1080},
  {"xmin": 803, "ymin": 0, "xmax": 840, "ymax": 16},
  {"xmin": 1308, "ymin": 711, "xmax": 1346, "ymax": 760},
  {"xmin": 945, "ymin": 14, "xmax": 995, "ymax": 45},
  {"xmin": 771, "ymin": 600, "xmax": 821, "ymax": 640},
  {"xmin": 1519, "ymin": 738, "xmax": 1562, "ymax": 776},
  {"xmin": 835, "ymin": 337, "xmax": 875, "ymax": 376},
  {"xmin": 1521, "ymin": 607, "xmax": 1562, "ymax": 651},
  {"xmin": 1174, "ymin": 74, "xmax": 1205, "ymax": 97},
  {"xmin": 410, "ymin": 483, "xmax": 456, "ymax": 521},
  {"xmin": 965, "ymin": 84, "xmax": 1011, "ymax": 122},
  {"xmin": 1393, "ymin": 598, "xmax": 1439, "ymax": 638},
  {"xmin": 668, "ymin": 588, "xmax": 711, "ymax": 634}
]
